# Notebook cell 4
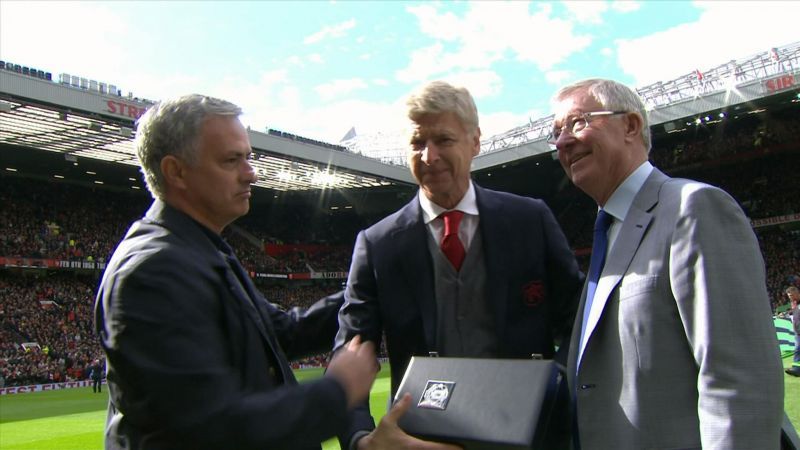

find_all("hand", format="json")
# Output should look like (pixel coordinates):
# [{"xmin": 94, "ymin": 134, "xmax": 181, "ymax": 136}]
[
  {"xmin": 357, "ymin": 393, "xmax": 462, "ymax": 450},
  {"xmin": 326, "ymin": 335, "xmax": 378, "ymax": 409}
]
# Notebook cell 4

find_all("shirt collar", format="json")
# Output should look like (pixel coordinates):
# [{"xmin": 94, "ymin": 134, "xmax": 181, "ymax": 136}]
[
  {"xmin": 419, "ymin": 180, "xmax": 479, "ymax": 225},
  {"xmin": 603, "ymin": 161, "xmax": 653, "ymax": 222}
]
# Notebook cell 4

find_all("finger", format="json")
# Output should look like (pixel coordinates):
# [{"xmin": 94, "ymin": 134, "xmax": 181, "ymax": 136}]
[
  {"xmin": 385, "ymin": 392, "xmax": 412, "ymax": 424},
  {"xmin": 347, "ymin": 334, "xmax": 362, "ymax": 351}
]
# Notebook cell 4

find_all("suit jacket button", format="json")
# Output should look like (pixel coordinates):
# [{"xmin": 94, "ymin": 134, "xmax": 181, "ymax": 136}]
[{"xmin": 580, "ymin": 384, "xmax": 596, "ymax": 390}]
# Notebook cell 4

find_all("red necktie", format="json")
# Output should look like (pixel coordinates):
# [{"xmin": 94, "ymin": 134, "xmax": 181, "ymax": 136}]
[{"xmin": 440, "ymin": 210, "xmax": 466, "ymax": 271}]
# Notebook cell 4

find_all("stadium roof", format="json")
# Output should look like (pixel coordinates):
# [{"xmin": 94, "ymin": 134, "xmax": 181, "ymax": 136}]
[{"xmin": 0, "ymin": 69, "xmax": 415, "ymax": 192}]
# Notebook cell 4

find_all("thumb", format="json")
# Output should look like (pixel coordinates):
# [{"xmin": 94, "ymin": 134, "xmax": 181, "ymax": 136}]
[
  {"xmin": 347, "ymin": 334, "xmax": 362, "ymax": 351},
  {"xmin": 385, "ymin": 392, "xmax": 413, "ymax": 424}
]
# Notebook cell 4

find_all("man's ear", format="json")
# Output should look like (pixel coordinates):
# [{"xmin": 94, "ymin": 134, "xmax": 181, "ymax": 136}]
[
  {"xmin": 160, "ymin": 155, "xmax": 187, "ymax": 191},
  {"xmin": 471, "ymin": 126, "xmax": 482, "ymax": 156},
  {"xmin": 623, "ymin": 112, "xmax": 644, "ymax": 144}
]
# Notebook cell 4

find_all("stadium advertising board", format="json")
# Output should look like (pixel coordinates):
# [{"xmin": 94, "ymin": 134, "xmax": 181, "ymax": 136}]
[
  {"xmin": 0, "ymin": 257, "xmax": 107, "ymax": 270},
  {"xmin": 751, "ymin": 213, "xmax": 800, "ymax": 228},
  {"xmin": 764, "ymin": 73, "xmax": 797, "ymax": 93},
  {"xmin": 105, "ymin": 99, "xmax": 148, "ymax": 120},
  {"xmin": 0, "ymin": 380, "xmax": 99, "ymax": 396}
]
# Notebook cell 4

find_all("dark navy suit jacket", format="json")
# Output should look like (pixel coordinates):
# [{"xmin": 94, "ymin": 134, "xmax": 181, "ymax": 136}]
[
  {"xmin": 335, "ymin": 183, "xmax": 583, "ymax": 446},
  {"xmin": 95, "ymin": 200, "xmax": 347, "ymax": 450}
]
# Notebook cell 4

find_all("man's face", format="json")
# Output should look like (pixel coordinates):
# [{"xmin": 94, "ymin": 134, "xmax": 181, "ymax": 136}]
[
  {"xmin": 552, "ymin": 89, "xmax": 644, "ymax": 206},
  {"xmin": 181, "ymin": 115, "xmax": 257, "ymax": 232},
  {"xmin": 407, "ymin": 112, "xmax": 479, "ymax": 208}
]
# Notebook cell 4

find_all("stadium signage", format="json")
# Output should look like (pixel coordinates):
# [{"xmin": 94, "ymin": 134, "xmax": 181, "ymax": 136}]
[
  {"xmin": 254, "ymin": 272, "xmax": 289, "ymax": 279},
  {"xmin": 0, "ymin": 257, "xmax": 107, "ymax": 270},
  {"xmin": 763, "ymin": 74, "xmax": 796, "ymax": 93},
  {"xmin": 106, "ymin": 100, "xmax": 147, "ymax": 119},
  {"xmin": 751, "ymin": 213, "xmax": 800, "ymax": 228},
  {"xmin": 311, "ymin": 271, "xmax": 348, "ymax": 280},
  {"xmin": 0, "ymin": 380, "xmax": 97, "ymax": 396}
]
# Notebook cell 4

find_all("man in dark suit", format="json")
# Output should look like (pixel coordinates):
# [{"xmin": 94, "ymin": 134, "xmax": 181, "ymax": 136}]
[
  {"xmin": 89, "ymin": 359, "xmax": 103, "ymax": 393},
  {"xmin": 551, "ymin": 78, "xmax": 783, "ymax": 449},
  {"xmin": 95, "ymin": 94, "xmax": 378, "ymax": 450},
  {"xmin": 336, "ymin": 81, "xmax": 583, "ymax": 449}
]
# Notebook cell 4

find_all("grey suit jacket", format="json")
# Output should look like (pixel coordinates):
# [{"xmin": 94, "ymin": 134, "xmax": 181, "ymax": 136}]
[{"xmin": 567, "ymin": 168, "xmax": 784, "ymax": 450}]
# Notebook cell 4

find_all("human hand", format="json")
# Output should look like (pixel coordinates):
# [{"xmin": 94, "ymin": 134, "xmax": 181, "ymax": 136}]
[
  {"xmin": 357, "ymin": 393, "xmax": 462, "ymax": 450},
  {"xmin": 326, "ymin": 335, "xmax": 378, "ymax": 409}
]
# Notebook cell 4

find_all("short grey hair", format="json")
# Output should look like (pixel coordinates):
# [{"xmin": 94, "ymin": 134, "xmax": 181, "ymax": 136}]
[
  {"xmin": 553, "ymin": 78, "xmax": 651, "ymax": 151},
  {"xmin": 406, "ymin": 80, "xmax": 479, "ymax": 136},
  {"xmin": 135, "ymin": 94, "xmax": 242, "ymax": 199}
]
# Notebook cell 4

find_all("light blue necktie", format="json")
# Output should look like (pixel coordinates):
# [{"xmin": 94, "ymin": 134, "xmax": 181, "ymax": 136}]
[{"xmin": 578, "ymin": 209, "xmax": 614, "ymax": 355}]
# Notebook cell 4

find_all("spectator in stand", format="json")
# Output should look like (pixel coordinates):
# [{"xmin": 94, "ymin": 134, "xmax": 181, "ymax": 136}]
[
  {"xmin": 95, "ymin": 94, "xmax": 377, "ymax": 450},
  {"xmin": 551, "ymin": 78, "xmax": 783, "ymax": 449},
  {"xmin": 787, "ymin": 286, "xmax": 800, "ymax": 377},
  {"xmin": 336, "ymin": 80, "xmax": 583, "ymax": 450}
]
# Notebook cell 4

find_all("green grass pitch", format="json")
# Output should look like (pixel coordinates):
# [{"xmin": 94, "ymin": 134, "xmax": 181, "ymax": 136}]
[{"xmin": 1, "ymin": 362, "xmax": 797, "ymax": 450}]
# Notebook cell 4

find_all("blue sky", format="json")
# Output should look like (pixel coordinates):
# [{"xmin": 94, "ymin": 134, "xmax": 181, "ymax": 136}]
[{"xmin": 1, "ymin": 1, "xmax": 798, "ymax": 144}]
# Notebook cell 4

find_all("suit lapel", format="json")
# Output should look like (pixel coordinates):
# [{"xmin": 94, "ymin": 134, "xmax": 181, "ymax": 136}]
[
  {"xmin": 395, "ymin": 198, "xmax": 438, "ymax": 349},
  {"xmin": 226, "ymin": 261, "xmax": 296, "ymax": 383},
  {"xmin": 474, "ymin": 185, "xmax": 510, "ymax": 334},
  {"xmin": 223, "ymin": 261, "xmax": 276, "ymax": 346},
  {"xmin": 581, "ymin": 170, "xmax": 667, "ymax": 356}
]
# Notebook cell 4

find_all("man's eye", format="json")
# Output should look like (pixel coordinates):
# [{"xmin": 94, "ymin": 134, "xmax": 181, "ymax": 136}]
[{"xmin": 572, "ymin": 118, "xmax": 587, "ymax": 132}]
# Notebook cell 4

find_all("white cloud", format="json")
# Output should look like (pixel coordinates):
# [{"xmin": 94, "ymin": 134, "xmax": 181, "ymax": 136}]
[
  {"xmin": 562, "ymin": 1, "xmax": 609, "ymax": 24},
  {"xmin": 308, "ymin": 54, "xmax": 324, "ymax": 64},
  {"xmin": 397, "ymin": 2, "xmax": 593, "ymax": 83},
  {"xmin": 545, "ymin": 70, "xmax": 575, "ymax": 85},
  {"xmin": 395, "ymin": 43, "xmax": 446, "ymax": 83},
  {"xmin": 359, "ymin": 53, "xmax": 372, "ymax": 60},
  {"xmin": 314, "ymin": 78, "xmax": 369, "ymax": 101},
  {"xmin": 442, "ymin": 71, "xmax": 503, "ymax": 99},
  {"xmin": 601, "ymin": 47, "xmax": 614, "ymax": 57},
  {"xmin": 611, "ymin": 1, "xmax": 641, "ymax": 13},
  {"xmin": 372, "ymin": 78, "xmax": 390, "ymax": 86},
  {"xmin": 617, "ymin": 1, "xmax": 800, "ymax": 86},
  {"xmin": 303, "ymin": 18, "xmax": 356, "ymax": 44}
]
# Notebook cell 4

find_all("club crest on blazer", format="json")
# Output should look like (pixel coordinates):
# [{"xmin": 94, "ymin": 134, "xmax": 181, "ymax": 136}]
[{"xmin": 522, "ymin": 280, "xmax": 545, "ymax": 307}]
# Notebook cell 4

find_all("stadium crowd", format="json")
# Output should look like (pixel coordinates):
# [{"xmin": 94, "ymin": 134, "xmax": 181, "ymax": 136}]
[{"xmin": 0, "ymin": 105, "xmax": 798, "ymax": 387}]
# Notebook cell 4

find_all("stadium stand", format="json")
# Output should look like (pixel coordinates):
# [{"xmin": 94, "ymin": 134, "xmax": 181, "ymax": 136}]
[{"xmin": 1, "ymin": 105, "xmax": 797, "ymax": 385}]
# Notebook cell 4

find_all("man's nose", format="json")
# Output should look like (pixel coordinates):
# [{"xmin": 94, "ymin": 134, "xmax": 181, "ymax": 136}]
[
  {"xmin": 554, "ymin": 130, "xmax": 577, "ymax": 151},
  {"xmin": 243, "ymin": 160, "xmax": 258, "ymax": 183},
  {"xmin": 421, "ymin": 144, "xmax": 440, "ymax": 164}
]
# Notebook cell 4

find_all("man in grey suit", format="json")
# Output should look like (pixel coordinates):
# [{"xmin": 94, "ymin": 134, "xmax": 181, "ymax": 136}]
[
  {"xmin": 95, "ymin": 94, "xmax": 377, "ymax": 450},
  {"xmin": 550, "ymin": 78, "xmax": 784, "ymax": 449}
]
